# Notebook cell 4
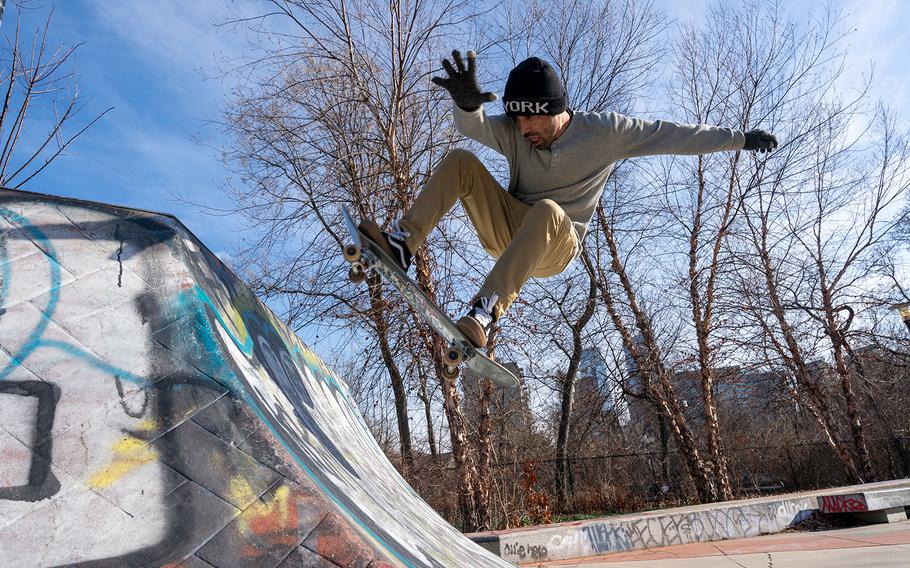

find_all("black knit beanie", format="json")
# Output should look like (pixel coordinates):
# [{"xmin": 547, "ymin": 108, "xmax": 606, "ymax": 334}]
[{"xmin": 502, "ymin": 57, "xmax": 567, "ymax": 116}]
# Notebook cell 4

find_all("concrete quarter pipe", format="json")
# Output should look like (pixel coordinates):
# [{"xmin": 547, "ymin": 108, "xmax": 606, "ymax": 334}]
[{"xmin": 0, "ymin": 189, "xmax": 511, "ymax": 567}]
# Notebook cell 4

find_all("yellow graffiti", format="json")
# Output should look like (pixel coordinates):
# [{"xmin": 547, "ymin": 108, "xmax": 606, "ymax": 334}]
[
  {"xmin": 229, "ymin": 476, "xmax": 259, "ymax": 507},
  {"xmin": 228, "ymin": 479, "xmax": 299, "ymax": 555},
  {"xmin": 226, "ymin": 305, "xmax": 249, "ymax": 344},
  {"xmin": 134, "ymin": 418, "xmax": 159, "ymax": 432},
  {"xmin": 87, "ymin": 435, "xmax": 158, "ymax": 489}
]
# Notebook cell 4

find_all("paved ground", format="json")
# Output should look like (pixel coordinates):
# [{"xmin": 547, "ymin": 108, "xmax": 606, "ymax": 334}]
[{"xmin": 534, "ymin": 521, "xmax": 910, "ymax": 567}]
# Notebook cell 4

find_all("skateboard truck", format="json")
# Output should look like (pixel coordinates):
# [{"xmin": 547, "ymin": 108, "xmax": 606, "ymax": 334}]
[
  {"xmin": 442, "ymin": 346, "xmax": 464, "ymax": 381},
  {"xmin": 343, "ymin": 244, "xmax": 368, "ymax": 283}
]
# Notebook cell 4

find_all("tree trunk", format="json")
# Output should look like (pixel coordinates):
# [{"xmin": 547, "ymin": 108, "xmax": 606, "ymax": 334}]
[
  {"xmin": 831, "ymin": 347, "xmax": 874, "ymax": 481},
  {"xmin": 657, "ymin": 411, "xmax": 671, "ymax": 486},
  {"xmin": 555, "ymin": 265, "xmax": 598, "ymax": 509},
  {"xmin": 416, "ymin": 361, "xmax": 438, "ymax": 458},
  {"xmin": 590, "ymin": 222, "xmax": 718, "ymax": 502},
  {"xmin": 367, "ymin": 276, "xmax": 413, "ymax": 474},
  {"xmin": 687, "ymin": 154, "xmax": 738, "ymax": 502},
  {"xmin": 697, "ymin": 364, "xmax": 733, "ymax": 500},
  {"xmin": 822, "ymin": 302, "xmax": 874, "ymax": 482},
  {"xmin": 554, "ymin": 371, "xmax": 576, "ymax": 509},
  {"xmin": 752, "ymin": 227, "xmax": 865, "ymax": 484},
  {"xmin": 439, "ymin": 368, "xmax": 480, "ymax": 531},
  {"xmin": 650, "ymin": 369, "xmax": 718, "ymax": 502},
  {"xmin": 472, "ymin": 375, "xmax": 494, "ymax": 531},
  {"xmin": 410, "ymin": 244, "xmax": 490, "ymax": 527}
]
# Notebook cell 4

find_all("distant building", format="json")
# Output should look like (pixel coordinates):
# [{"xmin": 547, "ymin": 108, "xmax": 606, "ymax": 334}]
[
  {"xmin": 578, "ymin": 347, "xmax": 613, "ymax": 411},
  {"xmin": 671, "ymin": 366, "xmax": 785, "ymax": 420},
  {"xmin": 577, "ymin": 347, "xmax": 630, "ymax": 425}
]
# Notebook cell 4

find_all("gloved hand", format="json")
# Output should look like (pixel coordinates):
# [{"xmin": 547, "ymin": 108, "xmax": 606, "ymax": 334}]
[
  {"xmin": 431, "ymin": 50, "xmax": 498, "ymax": 111},
  {"xmin": 743, "ymin": 129, "xmax": 778, "ymax": 153}
]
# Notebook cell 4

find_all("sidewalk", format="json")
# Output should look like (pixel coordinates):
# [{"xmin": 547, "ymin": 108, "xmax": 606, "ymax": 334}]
[{"xmin": 536, "ymin": 522, "xmax": 910, "ymax": 567}]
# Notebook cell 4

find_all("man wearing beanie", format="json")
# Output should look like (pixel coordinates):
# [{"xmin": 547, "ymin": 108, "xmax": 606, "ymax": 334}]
[{"xmin": 360, "ymin": 50, "xmax": 777, "ymax": 349}]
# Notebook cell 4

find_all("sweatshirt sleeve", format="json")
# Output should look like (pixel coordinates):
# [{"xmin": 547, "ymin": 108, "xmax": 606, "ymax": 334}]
[
  {"xmin": 452, "ymin": 104, "xmax": 516, "ymax": 157},
  {"xmin": 602, "ymin": 112, "xmax": 745, "ymax": 161}
]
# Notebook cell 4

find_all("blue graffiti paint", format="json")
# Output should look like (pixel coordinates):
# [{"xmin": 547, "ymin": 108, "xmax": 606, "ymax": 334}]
[
  {"xmin": 192, "ymin": 286, "xmax": 254, "ymax": 354},
  {"xmin": 164, "ymin": 287, "xmax": 245, "ymax": 394},
  {"xmin": 190, "ymin": 284, "xmax": 352, "ymax": 405},
  {"xmin": 0, "ymin": 207, "xmax": 61, "ymax": 382},
  {"xmin": 40, "ymin": 340, "xmax": 146, "ymax": 384},
  {"xmin": 1, "ymin": 239, "xmax": 10, "ymax": 310},
  {"xmin": 0, "ymin": 208, "xmax": 152, "ymax": 388},
  {"xmin": 0, "ymin": 220, "xmax": 10, "ymax": 309}
]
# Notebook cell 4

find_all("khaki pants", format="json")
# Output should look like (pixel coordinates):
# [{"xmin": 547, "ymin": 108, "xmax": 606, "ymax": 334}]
[{"xmin": 400, "ymin": 149, "xmax": 579, "ymax": 319}]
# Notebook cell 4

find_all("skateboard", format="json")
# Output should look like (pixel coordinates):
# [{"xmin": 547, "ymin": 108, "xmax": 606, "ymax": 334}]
[{"xmin": 340, "ymin": 207, "xmax": 519, "ymax": 388}]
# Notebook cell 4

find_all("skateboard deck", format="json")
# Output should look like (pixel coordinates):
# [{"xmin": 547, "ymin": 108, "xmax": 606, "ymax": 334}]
[{"xmin": 340, "ymin": 207, "xmax": 519, "ymax": 388}]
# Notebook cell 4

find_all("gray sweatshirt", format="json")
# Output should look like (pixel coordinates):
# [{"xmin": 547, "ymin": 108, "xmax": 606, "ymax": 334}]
[{"xmin": 453, "ymin": 105, "xmax": 746, "ymax": 243}]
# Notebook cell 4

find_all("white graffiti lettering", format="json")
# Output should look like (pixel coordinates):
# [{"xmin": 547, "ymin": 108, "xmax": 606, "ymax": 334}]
[{"xmin": 503, "ymin": 100, "xmax": 550, "ymax": 114}]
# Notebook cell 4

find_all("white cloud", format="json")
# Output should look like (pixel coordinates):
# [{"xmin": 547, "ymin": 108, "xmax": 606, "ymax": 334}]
[
  {"xmin": 87, "ymin": 1, "xmax": 255, "ymax": 75},
  {"xmin": 839, "ymin": 0, "xmax": 910, "ymax": 113}
]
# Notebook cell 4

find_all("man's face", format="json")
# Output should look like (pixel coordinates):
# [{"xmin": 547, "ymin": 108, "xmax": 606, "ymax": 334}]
[{"xmin": 515, "ymin": 114, "xmax": 562, "ymax": 150}]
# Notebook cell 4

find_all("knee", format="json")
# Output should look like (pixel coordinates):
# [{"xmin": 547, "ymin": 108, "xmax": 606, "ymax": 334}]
[
  {"xmin": 528, "ymin": 199, "xmax": 564, "ymax": 220},
  {"xmin": 440, "ymin": 148, "xmax": 481, "ymax": 170}
]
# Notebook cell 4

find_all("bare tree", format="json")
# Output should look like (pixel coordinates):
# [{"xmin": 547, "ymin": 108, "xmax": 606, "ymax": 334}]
[
  {"xmin": 219, "ymin": 0, "xmax": 470, "ymax": 473},
  {"xmin": 0, "ymin": 1, "xmax": 109, "ymax": 188},
  {"xmin": 586, "ymin": 197, "xmax": 720, "ymax": 501},
  {"xmin": 723, "ymin": 2, "xmax": 910, "ymax": 483},
  {"xmin": 736, "ymin": 104, "xmax": 909, "ymax": 482}
]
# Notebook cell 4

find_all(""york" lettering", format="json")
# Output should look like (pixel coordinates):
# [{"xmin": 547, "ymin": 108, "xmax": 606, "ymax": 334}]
[{"xmin": 504, "ymin": 100, "xmax": 550, "ymax": 114}]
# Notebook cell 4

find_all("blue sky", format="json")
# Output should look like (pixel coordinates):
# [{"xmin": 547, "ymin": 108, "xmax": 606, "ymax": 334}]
[
  {"xmin": 5, "ymin": 0, "xmax": 909, "ymax": 259},
  {"xmin": 5, "ymin": 1, "xmax": 258, "ymax": 256}
]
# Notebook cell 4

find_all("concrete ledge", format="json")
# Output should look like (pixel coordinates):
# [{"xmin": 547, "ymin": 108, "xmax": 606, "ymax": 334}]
[
  {"xmin": 855, "ymin": 507, "xmax": 908, "ymax": 523},
  {"xmin": 469, "ymin": 479, "xmax": 910, "ymax": 565},
  {"xmin": 818, "ymin": 486, "xmax": 910, "ymax": 523},
  {"xmin": 471, "ymin": 496, "xmax": 815, "ymax": 564}
]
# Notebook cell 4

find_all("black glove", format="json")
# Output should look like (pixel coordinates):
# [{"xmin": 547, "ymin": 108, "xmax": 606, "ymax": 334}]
[
  {"xmin": 431, "ymin": 50, "xmax": 497, "ymax": 111},
  {"xmin": 743, "ymin": 129, "xmax": 778, "ymax": 153}
]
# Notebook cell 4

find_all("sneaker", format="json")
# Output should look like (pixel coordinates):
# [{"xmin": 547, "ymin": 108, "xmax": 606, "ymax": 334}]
[
  {"xmin": 359, "ymin": 219, "xmax": 413, "ymax": 271},
  {"xmin": 457, "ymin": 294, "xmax": 498, "ymax": 348}
]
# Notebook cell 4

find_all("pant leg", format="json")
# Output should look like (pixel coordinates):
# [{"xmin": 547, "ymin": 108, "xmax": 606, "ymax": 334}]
[
  {"xmin": 400, "ymin": 149, "xmax": 578, "ymax": 319},
  {"xmin": 399, "ymin": 149, "xmax": 520, "ymax": 253},
  {"xmin": 478, "ymin": 199, "xmax": 579, "ymax": 318}
]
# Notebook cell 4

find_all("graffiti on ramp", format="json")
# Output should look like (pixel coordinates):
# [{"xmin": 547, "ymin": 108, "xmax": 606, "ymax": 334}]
[{"xmin": 0, "ymin": 188, "xmax": 511, "ymax": 567}]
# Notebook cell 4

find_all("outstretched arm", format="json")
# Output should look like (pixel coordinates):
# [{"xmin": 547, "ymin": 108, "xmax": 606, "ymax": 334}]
[
  {"xmin": 604, "ymin": 113, "xmax": 745, "ymax": 160},
  {"xmin": 603, "ymin": 113, "xmax": 779, "ymax": 160}
]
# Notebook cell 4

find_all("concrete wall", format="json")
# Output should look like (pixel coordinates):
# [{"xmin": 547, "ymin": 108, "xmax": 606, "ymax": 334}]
[
  {"xmin": 472, "ymin": 478, "xmax": 910, "ymax": 564},
  {"xmin": 0, "ymin": 190, "xmax": 511, "ymax": 567},
  {"xmin": 474, "ymin": 496, "xmax": 815, "ymax": 564}
]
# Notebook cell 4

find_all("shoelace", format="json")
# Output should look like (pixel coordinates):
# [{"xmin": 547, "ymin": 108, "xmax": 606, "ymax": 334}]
[
  {"xmin": 472, "ymin": 293, "xmax": 498, "ymax": 327},
  {"xmin": 387, "ymin": 219, "xmax": 411, "ymax": 242}
]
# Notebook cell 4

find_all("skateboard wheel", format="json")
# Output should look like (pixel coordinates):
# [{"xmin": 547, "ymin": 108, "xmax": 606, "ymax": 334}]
[
  {"xmin": 445, "ymin": 347, "xmax": 464, "ymax": 366},
  {"xmin": 442, "ymin": 365, "xmax": 459, "ymax": 381},
  {"xmin": 348, "ymin": 265, "xmax": 366, "ymax": 283},
  {"xmin": 343, "ymin": 244, "xmax": 361, "ymax": 263}
]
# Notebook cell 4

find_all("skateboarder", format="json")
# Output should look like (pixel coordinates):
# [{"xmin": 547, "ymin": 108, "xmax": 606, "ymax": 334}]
[{"xmin": 360, "ymin": 51, "xmax": 777, "ymax": 348}]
